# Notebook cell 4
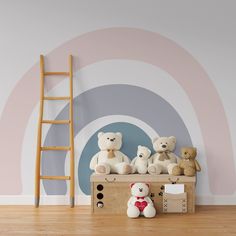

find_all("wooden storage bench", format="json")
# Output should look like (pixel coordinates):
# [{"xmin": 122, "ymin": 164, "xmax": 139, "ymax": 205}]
[{"xmin": 90, "ymin": 174, "xmax": 196, "ymax": 214}]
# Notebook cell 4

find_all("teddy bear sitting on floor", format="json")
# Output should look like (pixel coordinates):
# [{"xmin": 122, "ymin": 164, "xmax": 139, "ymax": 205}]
[
  {"xmin": 127, "ymin": 182, "xmax": 156, "ymax": 218},
  {"xmin": 172, "ymin": 147, "xmax": 201, "ymax": 176},
  {"xmin": 131, "ymin": 146, "xmax": 151, "ymax": 174},
  {"xmin": 148, "ymin": 136, "xmax": 178, "ymax": 175},
  {"xmin": 89, "ymin": 132, "xmax": 133, "ymax": 175}
]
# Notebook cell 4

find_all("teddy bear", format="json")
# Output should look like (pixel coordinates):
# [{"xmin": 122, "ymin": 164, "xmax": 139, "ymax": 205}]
[
  {"xmin": 172, "ymin": 147, "xmax": 201, "ymax": 176},
  {"xmin": 89, "ymin": 132, "xmax": 134, "ymax": 175},
  {"xmin": 147, "ymin": 136, "xmax": 178, "ymax": 175},
  {"xmin": 127, "ymin": 182, "xmax": 156, "ymax": 218},
  {"xmin": 131, "ymin": 146, "xmax": 151, "ymax": 174}
]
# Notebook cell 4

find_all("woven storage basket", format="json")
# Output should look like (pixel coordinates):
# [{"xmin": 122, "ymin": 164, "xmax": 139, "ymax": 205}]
[{"xmin": 163, "ymin": 192, "xmax": 187, "ymax": 213}]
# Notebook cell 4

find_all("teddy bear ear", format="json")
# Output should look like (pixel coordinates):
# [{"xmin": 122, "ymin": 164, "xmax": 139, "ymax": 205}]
[
  {"xmin": 169, "ymin": 136, "xmax": 176, "ymax": 144},
  {"xmin": 145, "ymin": 183, "xmax": 150, "ymax": 188},
  {"xmin": 152, "ymin": 137, "xmax": 158, "ymax": 144},
  {"xmin": 130, "ymin": 183, "xmax": 135, "ymax": 188},
  {"xmin": 138, "ymin": 145, "xmax": 142, "ymax": 149},
  {"xmin": 97, "ymin": 132, "xmax": 104, "ymax": 139},
  {"xmin": 116, "ymin": 132, "xmax": 122, "ymax": 138}
]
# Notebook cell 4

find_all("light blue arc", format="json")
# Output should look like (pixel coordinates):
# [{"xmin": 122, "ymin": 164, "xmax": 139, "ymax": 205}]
[{"xmin": 79, "ymin": 122, "xmax": 153, "ymax": 195}]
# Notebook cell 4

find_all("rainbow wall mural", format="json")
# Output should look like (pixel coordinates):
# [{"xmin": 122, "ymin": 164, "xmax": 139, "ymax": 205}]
[{"xmin": 0, "ymin": 28, "xmax": 235, "ymax": 200}]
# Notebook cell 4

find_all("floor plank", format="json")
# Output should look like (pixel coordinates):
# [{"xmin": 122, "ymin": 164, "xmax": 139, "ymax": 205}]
[{"xmin": 0, "ymin": 206, "xmax": 235, "ymax": 235}]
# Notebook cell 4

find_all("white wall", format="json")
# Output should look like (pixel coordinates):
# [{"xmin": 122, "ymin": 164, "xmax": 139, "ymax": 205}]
[{"xmin": 0, "ymin": 0, "xmax": 236, "ymax": 205}]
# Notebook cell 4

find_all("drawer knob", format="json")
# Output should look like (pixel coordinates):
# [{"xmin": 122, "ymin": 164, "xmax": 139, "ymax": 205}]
[
  {"xmin": 97, "ymin": 184, "xmax": 104, "ymax": 191},
  {"xmin": 97, "ymin": 193, "xmax": 104, "ymax": 199}
]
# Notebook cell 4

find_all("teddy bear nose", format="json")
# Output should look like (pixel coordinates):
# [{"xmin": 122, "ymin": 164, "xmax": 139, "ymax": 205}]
[
  {"xmin": 162, "ymin": 144, "xmax": 166, "ymax": 148},
  {"xmin": 139, "ymin": 188, "xmax": 143, "ymax": 192},
  {"xmin": 110, "ymin": 138, "xmax": 115, "ymax": 142},
  {"xmin": 139, "ymin": 154, "xmax": 143, "ymax": 158}
]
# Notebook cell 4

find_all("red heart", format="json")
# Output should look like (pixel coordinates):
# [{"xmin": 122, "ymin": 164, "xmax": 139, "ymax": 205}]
[{"xmin": 135, "ymin": 201, "xmax": 148, "ymax": 212}]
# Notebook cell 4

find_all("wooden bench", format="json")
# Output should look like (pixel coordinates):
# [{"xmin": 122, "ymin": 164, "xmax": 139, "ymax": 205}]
[{"xmin": 91, "ymin": 174, "xmax": 196, "ymax": 214}]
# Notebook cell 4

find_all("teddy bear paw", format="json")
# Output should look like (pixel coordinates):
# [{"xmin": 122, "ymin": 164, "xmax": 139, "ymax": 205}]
[
  {"xmin": 127, "ymin": 205, "xmax": 140, "ymax": 218},
  {"xmin": 148, "ymin": 165, "xmax": 161, "ymax": 175},
  {"xmin": 148, "ymin": 166, "xmax": 156, "ymax": 175},
  {"xmin": 172, "ymin": 166, "xmax": 182, "ymax": 176},
  {"xmin": 143, "ymin": 205, "xmax": 156, "ymax": 218},
  {"xmin": 138, "ymin": 168, "xmax": 148, "ymax": 175},
  {"xmin": 122, "ymin": 164, "xmax": 132, "ymax": 175},
  {"xmin": 95, "ymin": 165, "xmax": 108, "ymax": 174},
  {"xmin": 184, "ymin": 167, "xmax": 195, "ymax": 176}
]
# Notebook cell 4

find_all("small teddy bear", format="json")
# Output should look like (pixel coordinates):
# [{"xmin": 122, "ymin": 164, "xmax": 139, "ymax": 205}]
[
  {"xmin": 172, "ymin": 147, "xmax": 201, "ymax": 176},
  {"xmin": 89, "ymin": 132, "xmax": 133, "ymax": 175},
  {"xmin": 148, "ymin": 136, "xmax": 178, "ymax": 175},
  {"xmin": 131, "ymin": 146, "xmax": 151, "ymax": 174},
  {"xmin": 127, "ymin": 183, "xmax": 156, "ymax": 218}
]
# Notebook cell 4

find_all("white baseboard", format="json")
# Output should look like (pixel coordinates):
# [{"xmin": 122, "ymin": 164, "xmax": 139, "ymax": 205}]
[
  {"xmin": 0, "ymin": 195, "xmax": 235, "ymax": 205},
  {"xmin": 0, "ymin": 195, "xmax": 91, "ymax": 205},
  {"xmin": 196, "ymin": 195, "xmax": 236, "ymax": 205}
]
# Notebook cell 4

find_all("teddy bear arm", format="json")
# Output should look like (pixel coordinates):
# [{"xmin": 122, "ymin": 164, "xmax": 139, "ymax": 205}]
[
  {"xmin": 145, "ymin": 197, "xmax": 154, "ymax": 206},
  {"xmin": 148, "ymin": 156, "xmax": 153, "ymax": 166},
  {"xmin": 131, "ymin": 157, "xmax": 137, "ymax": 166},
  {"xmin": 179, "ymin": 160, "xmax": 185, "ymax": 169},
  {"xmin": 127, "ymin": 197, "xmax": 134, "ymax": 207},
  {"xmin": 195, "ymin": 160, "xmax": 201, "ymax": 171},
  {"xmin": 89, "ymin": 153, "xmax": 99, "ymax": 170},
  {"xmin": 120, "ymin": 152, "xmax": 131, "ymax": 164},
  {"xmin": 169, "ymin": 152, "xmax": 178, "ymax": 162}
]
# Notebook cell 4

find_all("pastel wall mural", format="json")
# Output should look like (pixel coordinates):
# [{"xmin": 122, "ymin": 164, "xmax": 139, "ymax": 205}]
[{"xmin": 0, "ymin": 12, "xmax": 236, "ymax": 204}]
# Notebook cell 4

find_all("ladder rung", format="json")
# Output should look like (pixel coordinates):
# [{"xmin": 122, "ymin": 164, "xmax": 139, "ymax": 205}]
[
  {"xmin": 44, "ymin": 96, "xmax": 70, "ymax": 100},
  {"xmin": 41, "ymin": 146, "xmax": 71, "ymax": 151},
  {"xmin": 40, "ymin": 176, "xmax": 71, "ymax": 180},
  {"xmin": 42, "ymin": 120, "xmax": 70, "ymax": 124},
  {"xmin": 44, "ymin": 72, "xmax": 69, "ymax": 76}
]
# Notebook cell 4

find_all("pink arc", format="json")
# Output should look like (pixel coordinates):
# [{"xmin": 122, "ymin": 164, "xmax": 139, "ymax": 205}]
[{"xmin": 0, "ymin": 28, "xmax": 235, "ymax": 194}]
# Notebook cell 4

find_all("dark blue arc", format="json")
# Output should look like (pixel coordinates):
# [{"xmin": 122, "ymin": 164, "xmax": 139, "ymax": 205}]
[{"xmin": 42, "ymin": 84, "xmax": 192, "ymax": 195}]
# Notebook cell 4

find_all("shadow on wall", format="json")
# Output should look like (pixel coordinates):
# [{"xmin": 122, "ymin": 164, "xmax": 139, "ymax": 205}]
[{"xmin": 78, "ymin": 122, "xmax": 153, "ymax": 195}]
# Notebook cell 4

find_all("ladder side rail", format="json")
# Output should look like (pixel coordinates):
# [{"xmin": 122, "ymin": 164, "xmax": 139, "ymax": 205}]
[
  {"xmin": 69, "ymin": 55, "xmax": 75, "ymax": 207},
  {"xmin": 35, "ymin": 55, "xmax": 45, "ymax": 207}
]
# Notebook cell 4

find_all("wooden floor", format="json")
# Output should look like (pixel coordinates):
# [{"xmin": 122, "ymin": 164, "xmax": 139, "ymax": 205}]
[{"xmin": 0, "ymin": 206, "xmax": 236, "ymax": 235}]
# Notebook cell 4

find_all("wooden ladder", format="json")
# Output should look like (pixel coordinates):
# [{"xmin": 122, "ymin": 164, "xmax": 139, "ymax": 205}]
[{"xmin": 35, "ymin": 55, "xmax": 75, "ymax": 208}]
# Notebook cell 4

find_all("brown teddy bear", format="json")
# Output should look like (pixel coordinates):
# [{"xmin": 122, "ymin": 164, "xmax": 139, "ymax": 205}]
[{"xmin": 172, "ymin": 147, "xmax": 201, "ymax": 176}]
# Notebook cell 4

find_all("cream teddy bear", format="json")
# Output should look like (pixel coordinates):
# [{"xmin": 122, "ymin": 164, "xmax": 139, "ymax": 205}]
[
  {"xmin": 148, "ymin": 136, "xmax": 178, "ymax": 175},
  {"xmin": 127, "ymin": 183, "xmax": 156, "ymax": 218},
  {"xmin": 89, "ymin": 132, "xmax": 133, "ymax": 175},
  {"xmin": 131, "ymin": 146, "xmax": 151, "ymax": 174}
]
